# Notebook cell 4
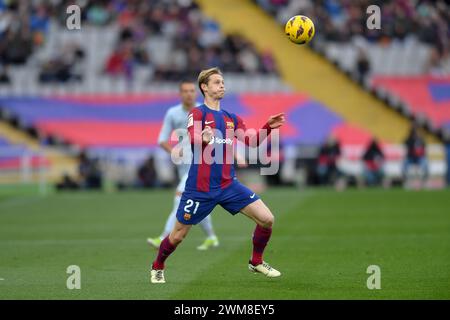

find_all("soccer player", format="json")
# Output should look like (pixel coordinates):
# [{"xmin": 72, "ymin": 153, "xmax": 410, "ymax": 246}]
[
  {"xmin": 150, "ymin": 67, "xmax": 285, "ymax": 283},
  {"xmin": 147, "ymin": 80, "xmax": 219, "ymax": 251}
]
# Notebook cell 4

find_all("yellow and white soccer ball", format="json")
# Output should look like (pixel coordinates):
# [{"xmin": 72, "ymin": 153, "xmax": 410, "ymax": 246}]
[{"xmin": 285, "ymin": 15, "xmax": 315, "ymax": 45}]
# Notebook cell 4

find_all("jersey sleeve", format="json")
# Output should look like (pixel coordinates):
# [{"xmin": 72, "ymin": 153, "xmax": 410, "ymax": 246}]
[
  {"xmin": 157, "ymin": 109, "xmax": 174, "ymax": 144},
  {"xmin": 234, "ymin": 115, "xmax": 272, "ymax": 147},
  {"xmin": 187, "ymin": 108, "xmax": 204, "ymax": 145}
]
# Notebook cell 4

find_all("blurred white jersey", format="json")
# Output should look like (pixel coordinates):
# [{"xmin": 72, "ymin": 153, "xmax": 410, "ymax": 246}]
[{"xmin": 158, "ymin": 103, "xmax": 197, "ymax": 182}]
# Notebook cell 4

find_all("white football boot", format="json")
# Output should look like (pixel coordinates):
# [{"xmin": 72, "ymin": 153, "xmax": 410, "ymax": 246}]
[
  {"xmin": 248, "ymin": 261, "xmax": 281, "ymax": 278},
  {"xmin": 150, "ymin": 269, "xmax": 166, "ymax": 284}
]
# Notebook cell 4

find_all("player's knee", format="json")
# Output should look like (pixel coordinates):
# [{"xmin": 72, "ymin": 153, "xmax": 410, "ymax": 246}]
[
  {"xmin": 170, "ymin": 228, "xmax": 188, "ymax": 244},
  {"xmin": 260, "ymin": 214, "xmax": 274, "ymax": 228},
  {"xmin": 172, "ymin": 232, "xmax": 186, "ymax": 244}
]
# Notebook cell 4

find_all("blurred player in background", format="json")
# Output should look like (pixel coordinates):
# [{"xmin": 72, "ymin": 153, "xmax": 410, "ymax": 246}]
[
  {"xmin": 316, "ymin": 136, "xmax": 342, "ymax": 186},
  {"xmin": 403, "ymin": 125, "xmax": 428, "ymax": 188},
  {"xmin": 147, "ymin": 80, "xmax": 219, "ymax": 251},
  {"xmin": 150, "ymin": 67, "xmax": 285, "ymax": 283},
  {"xmin": 362, "ymin": 138, "xmax": 385, "ymax": 187}
]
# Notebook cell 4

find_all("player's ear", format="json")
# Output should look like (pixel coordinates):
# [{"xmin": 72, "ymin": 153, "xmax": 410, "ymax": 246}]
[{"xmin": 200, "ymin": 83, "xmax": 208, "ymax": 94}]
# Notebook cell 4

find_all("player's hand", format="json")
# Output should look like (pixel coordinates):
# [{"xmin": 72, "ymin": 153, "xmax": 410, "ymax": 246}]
[
  {"xmin": 172, "ymin": 145, "xmax": 183, "ymax": 159},
  {"xmin": 202, "ymin": 126, "xmax": 213, "ymax": 144},
  {"xmin": 267, "ymin": 113, "xmax": 285, "ymax": 129}
]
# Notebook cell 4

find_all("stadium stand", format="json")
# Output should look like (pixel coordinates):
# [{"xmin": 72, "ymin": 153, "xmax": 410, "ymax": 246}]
[
  {"xmin": 0, "ymin": 0, "xmax": 447, "ymax": 187},
  {"xmin": 0, "ymin": 0, "xmax": 283, "ymax": 94},
  {"xmin": 0, "ymin": 132, "xmax": 49, "ymax": 184},
  {"xmin": 371, "ymin": 76, "xmax": 450, "ymax": 133},
  {"xmin": 0, "ymin": 119, "xmax": 77, "ymax": 185},
  {"xmin": 255, "ymin": 0, "xmax": 450, "ymax": 139}
]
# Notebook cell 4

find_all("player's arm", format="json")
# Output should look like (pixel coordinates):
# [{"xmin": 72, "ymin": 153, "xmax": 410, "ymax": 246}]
[
  {"xmin": 235, "ymin": 113, "xmax": 285, "ymax": 147},
  {"xmin": 159, "ymin": 141, "xmax": 172, "ymax": 154},
  {"xmin": 158, "ymin": 110, "xmax": 174, "ymax": 154}
]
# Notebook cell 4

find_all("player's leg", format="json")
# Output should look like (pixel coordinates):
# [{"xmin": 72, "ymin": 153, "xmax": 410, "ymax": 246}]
[
  {"xmin": 147, "ymin": 191, "xmax": 181, "ymax": 248},
  {"xmin": 147, "ymin": 169, "xmax": 188, "ymax": 248},
  {"xmin": 219, "ymin": 181, "xmax": 280, "ymax": 277},
  {"xmin": 419, "ymin": 157, "xmax": 429, "ymax": 186},
  {"xmin": 197, "ymin": 215, "xmax": 219, "ymax": 250},
  {"xmin": 241, "ymin": 199, "xmax": 274, "ymax": 228},
  {"xmin": 402, "ymin": 158, "xmax": 412, "ymax": 185},
  {"xmin": 150, "ymin": 189, "xmax": 217, "ymax": 283},
  {"xmin": 162, "ymin": 191, "xmax": 183, "ymax": 237},
  {"xmin": 240, "ymin": 199, "xmax": 281, "ymax": 277},
  {"xmin": 151, "ymin": 220, "xmax": 191, "ymax": 283}
]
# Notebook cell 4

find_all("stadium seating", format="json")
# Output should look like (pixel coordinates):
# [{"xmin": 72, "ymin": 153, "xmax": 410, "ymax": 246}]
[
  {"xmin": 0, "ymin": 136, "xmax": 48, "ymax": 171},
  {"xmin": 371, "ymin": 76, "xmax": 450, "ymax": 133},
  {"xmin": 254, "ymin": 0, "xmax": 450, "ymax": 141},
  {"xmin": 2, "ymin": 93, "xmax": 445, "ymax": 182},
  {"xmin": 0, "ymin": 93, "xmax": 354, "ymax": 148}
]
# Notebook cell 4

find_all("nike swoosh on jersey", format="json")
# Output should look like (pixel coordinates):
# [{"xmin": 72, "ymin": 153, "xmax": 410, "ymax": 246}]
[
  {"xmin": 205, "ymin": 120, "xmax": 214, "ymax": 125},
  {"xmin": 250, "ymin": 193, "xmax": 256, "ymax": 198}
]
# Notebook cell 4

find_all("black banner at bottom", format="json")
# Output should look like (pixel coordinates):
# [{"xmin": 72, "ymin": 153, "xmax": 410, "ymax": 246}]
[{"xmin": 0, "ymin": 300, "xmax": 446, "ymax": 318}]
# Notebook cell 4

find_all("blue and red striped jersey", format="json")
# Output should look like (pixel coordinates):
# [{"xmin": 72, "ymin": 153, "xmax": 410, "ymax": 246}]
[{"xmin": 185, "ymin": 104, "xmax": 272, "ymax": 192}]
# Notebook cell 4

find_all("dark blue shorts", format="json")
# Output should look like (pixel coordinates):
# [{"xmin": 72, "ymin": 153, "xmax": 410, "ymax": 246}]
[{"xmin": 176, "ymin": 180, "xmax": 260, "ymax": 225}]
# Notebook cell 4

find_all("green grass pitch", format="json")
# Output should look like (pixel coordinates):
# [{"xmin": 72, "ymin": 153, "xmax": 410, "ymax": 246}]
[{"xmin": 0, "ymin": 186, "xmax": 449, "ymax": 299}]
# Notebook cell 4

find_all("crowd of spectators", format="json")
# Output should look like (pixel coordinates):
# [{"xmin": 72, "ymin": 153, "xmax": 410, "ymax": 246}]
[
  {"xmin": 56, "ymin": 151, "xmax": 103, "ymax": 191},
  {"xmin": 256, "ymin": 0, "xmax": 450, "ymax": 64},
  {"xmin": 1, "ymin": 0, "xmax": 279, "ymax": 85},
  {"xmin": 0, "ymin": 0, "xmax": 49, "ymax": 84},
  {"xmin": 39, "ymin": 42, "xmax": 85, "ymax": 83},
  {"xmin": 104, "ymin": 0, "xmax": 279, "ymax": 82},
  {"xmin": 313, "ymin": 126, "xmax": 431, "ymax": 189}
]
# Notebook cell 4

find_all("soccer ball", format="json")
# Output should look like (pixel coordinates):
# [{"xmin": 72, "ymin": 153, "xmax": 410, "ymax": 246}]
[{"xmin": 285, "ymin": 15, "xmax": 315, "ymax": 45}]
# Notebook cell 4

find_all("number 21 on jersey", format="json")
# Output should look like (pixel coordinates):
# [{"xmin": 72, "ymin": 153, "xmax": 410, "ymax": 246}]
[{"xmin": 184, "ymin": 199, "xmax": 200, "ymax": 214}]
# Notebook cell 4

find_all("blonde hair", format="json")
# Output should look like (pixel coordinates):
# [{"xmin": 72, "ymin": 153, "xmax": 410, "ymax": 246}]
[{"xmin": 197, "ymin": 67, "xmax": 223, "ymax": 96}]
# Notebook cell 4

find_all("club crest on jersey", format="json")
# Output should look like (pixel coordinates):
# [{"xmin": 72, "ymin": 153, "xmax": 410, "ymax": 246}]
[
  {"xmin": 226, "ymin": 121, "xmax": 234, "ymax": 129},
  {"xmin": 184, "ymin": 213, "xmax": 191, "ymax": 221}
]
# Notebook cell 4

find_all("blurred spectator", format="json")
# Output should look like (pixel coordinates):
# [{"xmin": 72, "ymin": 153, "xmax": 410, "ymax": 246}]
[
  {"xmin": 56, "ymin": 173, "xmax": 79, "ymax": 191},
  {"xmin": 355, "ymin": 47, "xmax": 370, "ymax": 83},
  {"xmin": 56, "ymin": 151, "xmax": 103, "ymax": 191},
  {"xmin": 2, "ymin": 26, "xmax": 33, "ymax": 65},
  {"xmin": 137, "ymin": 156, "xmax": 159, "ymax": 188},
  {"xmin": 39, "ymin": 42, "xmax": 85, "ymax": 83},
  {"xmin": 362, "ymin": 138, "xmax": 384, "ymax": 186},
  {"xmin": 78, "ymin": 151, "xmax": 103, "ymax": 190},
  {"xmin": 104, "ymin": 43, "xmax": 134, "ymax": 80},
  {"xmin": 256, "ymin": 0, "xmax": 289, "ymax": 15},
  {"xmin": 117, "ymin": 155, "xmax": 159, "ymax": 190},
  {"xmin": 0, "ymin": 1, "xmax": 51, "ymax": 66},
  {"xmin": 30, "ymin": 4, "xmax": 50, "ymax": 35},
  {"xmin": 426, "ymin": 47, "xmax": 447, "ymax": 76},
  {"xmin": 446, "ymin": 138, "xmax": 450, "ymax": 187},
  {"xmin": 0, "ymin": 63, "xmax": 10, "ymax": 84},
  {"xmin": 402, "ymin": 125, "xmax": 428, "ymax": 187},
  {"xmin": 264, "ymin": 138, "xmax": 285, "ymax": 186},
  {"xmin": 86, "ymin": 1, "xmax": 112, "ymax": 25},
  {"xmin": 316, "ymin": 136, "xmax": 342, "ymax": 186}
]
